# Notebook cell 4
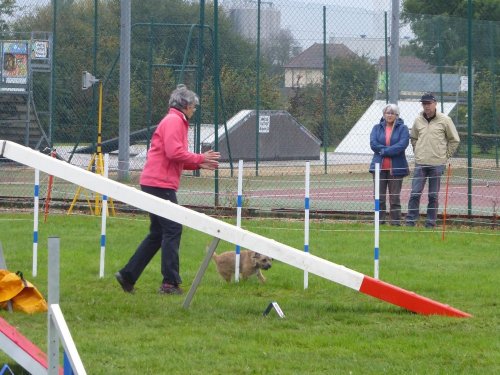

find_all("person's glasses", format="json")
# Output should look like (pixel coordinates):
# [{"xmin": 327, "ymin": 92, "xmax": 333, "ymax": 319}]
[{"xmin": 384, "ymin": 112, "xmax": 396, "ymax": 115}]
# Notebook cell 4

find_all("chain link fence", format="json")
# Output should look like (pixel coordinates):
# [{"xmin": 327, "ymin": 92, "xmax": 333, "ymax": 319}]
[{"xmin": 0, "ymin": 0, "xmax": 499, "ymax": 226}]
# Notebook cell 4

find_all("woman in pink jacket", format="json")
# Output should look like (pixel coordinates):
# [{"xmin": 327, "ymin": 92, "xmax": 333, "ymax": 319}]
[{"xmin": 115, "ymin": 85, "xmax": 220, "ymax": 295}]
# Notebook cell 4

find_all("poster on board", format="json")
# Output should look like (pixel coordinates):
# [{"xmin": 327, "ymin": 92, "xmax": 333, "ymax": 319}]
[{"xmin": 1, "ymin": 41, "xmax": 29, "ymax": 89}]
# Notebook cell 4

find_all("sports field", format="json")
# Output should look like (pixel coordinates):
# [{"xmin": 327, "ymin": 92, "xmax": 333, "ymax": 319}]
[{"xmin": 0, "ymin": 213, "xmax": 498, "ymax": 374}]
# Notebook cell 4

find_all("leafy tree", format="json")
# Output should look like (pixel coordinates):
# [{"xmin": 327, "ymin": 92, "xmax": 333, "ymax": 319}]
[
  {"xmin": 0, "ymin": 0, "xmax": 16, "ymax": 32},
  {"xmin": 261, "ymin": 28, "xmax": 301, "ymax": 76},
  {"xmin": 401, "ymin": 0, "xmax": 499, "ymax": 69},
  {"xmin": 202, "ymin": 65, "xmax": 282, "ymax": 124},
  {"xmin": 402, "ymin": 0, "xmax": 499, "ymax": 21},
  {"xmin": 288, "ymin": 82, "xmax": 326, "ymax": 142},
  {"xmin": 402, "ymin": 0, "xmax": 499, "ymax": 153},
  {"xmin": 472, "ymin": 71, "xmax": 500, "ymax": 153},
  {"xmin": 328, "ymin": 56, "xmax": 377, "ymax": 115},
  {"xmin": 288, "ymin": 55, "xmax": 377, "ymax": 146},
  {"xmin": 326, "ymin": 55, "xmax": 377, "ymax": 146},
  {"xmin": 9, "ymin": 0, "xmax": 273, "ymax": 145}
]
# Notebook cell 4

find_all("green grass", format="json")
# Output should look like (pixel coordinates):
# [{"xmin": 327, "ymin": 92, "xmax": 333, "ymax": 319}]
[{"xmin": 0, "ymin": 213, "xmax": 499, "ymax": 374}]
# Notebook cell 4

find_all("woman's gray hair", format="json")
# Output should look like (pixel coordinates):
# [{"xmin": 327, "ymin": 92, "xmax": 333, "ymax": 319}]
[
  {"xmin": 169, "ymin": 84, "xmax": 199, "ymax": 110},
  {"xmin": 382, "ymin": 103, "xmax": 400, "ymax": 116}
]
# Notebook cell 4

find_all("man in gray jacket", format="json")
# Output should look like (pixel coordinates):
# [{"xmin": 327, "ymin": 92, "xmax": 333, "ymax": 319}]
[{"xmin": 405, "ymin": 93, "xmax": 460, "ymax": 228}]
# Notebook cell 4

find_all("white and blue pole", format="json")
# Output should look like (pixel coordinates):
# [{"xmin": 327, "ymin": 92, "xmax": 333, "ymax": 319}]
[
  {"xmin": 99, "ymin": 153, "xmax": 109, "ymax": 278},
  {"xmin": 234, "ymin": 159, "xmax": 244, "ymax": 282},
  {"xmin": 32, "ymin": 168, "xmax": 39, "ymax": 277},
  {"xmin": 374, "ymin": 162, "xmax": 380, "ymax": 279},
  {"xmin": 304, "ymin": 161, "xmax": 310, "ymax": 289}
]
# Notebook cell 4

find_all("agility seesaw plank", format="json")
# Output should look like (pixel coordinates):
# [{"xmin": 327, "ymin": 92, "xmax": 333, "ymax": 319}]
[
  {"xmin": 0, "ymin": 140, "xmax": 471, "ymax": 317},
  {"xmin": 0, "ymin": 316, "xmax": 50, "ymax": 375}
]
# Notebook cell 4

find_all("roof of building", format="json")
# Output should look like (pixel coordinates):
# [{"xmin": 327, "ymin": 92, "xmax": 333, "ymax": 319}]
[
  {"xmin": 377, "ymin": 55, "xmax": 434, "ymax": 73},
  {"xmin": 284, "ymin": 43, "xmax": 356, "ymax": 69}
]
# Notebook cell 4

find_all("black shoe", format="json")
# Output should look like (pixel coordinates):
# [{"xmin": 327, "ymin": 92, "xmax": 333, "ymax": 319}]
[
  {"xmin": 115, "ymin": 272, "xmax": 135, "ymax": 293},
  {"xmin": 425, "ymin": 223, "xmax": 436, "ymax": 228},
  {"xmin": 405, "ymin": 222, "xmax": 415, "ymax": 227},
  {"xmin": 158, "ymin": 283, "xmax": 183, "ymax": 295}
]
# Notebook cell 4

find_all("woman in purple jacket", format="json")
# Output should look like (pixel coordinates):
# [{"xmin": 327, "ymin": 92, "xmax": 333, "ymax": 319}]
[
  {"xmin": 369, "ymin": 103, "xmax": 409, "ymax": 225},
  {"xmin": 115, "ymin": 85, "xmax": 220, "ymax": 295}
]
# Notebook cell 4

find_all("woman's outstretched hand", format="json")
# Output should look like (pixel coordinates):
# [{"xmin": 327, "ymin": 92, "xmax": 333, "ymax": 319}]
[{"xmin": 200, "ymin": 150, "xmax": 221, "ymax": 170}]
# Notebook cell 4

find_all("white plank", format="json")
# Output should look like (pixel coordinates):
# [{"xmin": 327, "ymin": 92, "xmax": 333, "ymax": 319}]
[
  {"xmin": 49, "ymin": 304, "xmax": 86, "ymax": 375},
  {"xmin": 1, "ymin": 140, "xmax": 365, "ymax": 291}
]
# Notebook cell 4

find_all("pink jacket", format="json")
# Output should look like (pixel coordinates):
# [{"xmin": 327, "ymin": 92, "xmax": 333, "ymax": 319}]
[{"xmin": 140, "ymin": 108, "xmax": 204, "ymax": 190}]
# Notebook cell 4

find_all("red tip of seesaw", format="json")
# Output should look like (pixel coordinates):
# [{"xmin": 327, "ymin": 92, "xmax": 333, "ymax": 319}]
[{"xmin": 359, "ymin": 276, "xmax": 472, "ymax": 318}]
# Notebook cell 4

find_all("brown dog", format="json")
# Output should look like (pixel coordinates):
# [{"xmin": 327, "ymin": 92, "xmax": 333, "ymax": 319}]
[{"xmin": 212, "ymin": 250, "xmax": 272, "ymax": 283}]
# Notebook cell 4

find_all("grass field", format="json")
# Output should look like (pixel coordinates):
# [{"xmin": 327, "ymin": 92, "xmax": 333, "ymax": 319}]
[{"xmin": 0, "ymin": 212, "xmax": 499, "ymax": 374}]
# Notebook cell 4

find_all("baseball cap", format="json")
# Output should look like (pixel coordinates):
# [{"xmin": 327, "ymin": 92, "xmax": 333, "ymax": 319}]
[{"xmin": 420, "ymin": 93, "xmax": 436, "ymax": 103}]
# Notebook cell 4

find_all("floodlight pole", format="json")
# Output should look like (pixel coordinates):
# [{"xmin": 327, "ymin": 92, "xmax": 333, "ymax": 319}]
[
  {"xmin": 118, "ymin": 0, "xmax": 131, "ymax": 182},
  {"xmin": 389, "ymin": 0, "xmax": 400, "ymax": 103}
]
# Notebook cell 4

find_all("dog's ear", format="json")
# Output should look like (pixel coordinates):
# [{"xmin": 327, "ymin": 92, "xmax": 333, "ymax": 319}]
[{"xmin": 252, "ymin": 252, "xmax": 261, "ymax": 259}]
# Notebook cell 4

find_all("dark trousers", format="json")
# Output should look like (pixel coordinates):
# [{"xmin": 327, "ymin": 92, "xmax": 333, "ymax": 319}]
[
  {"xmin": 120, "ymin": 186, "xmax": 183, "ymax": 286},
  {"xmin": 375, "ymin": 170, "xmax": 404, "ymax": 225},
  {"xmin": 406, "ymin": 164, "xmax": 445, "ymax": 226}
]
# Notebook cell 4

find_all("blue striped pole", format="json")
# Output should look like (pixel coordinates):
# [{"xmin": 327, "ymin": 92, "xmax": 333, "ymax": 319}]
[
  {"xmin": 374, "ymin": 162, "xmax": 380, "ymax": 279},
  {"xmin": 304, "ymin": 161, "xmax": 310, "ymax": 289},
  {"xmin": 32, "ymin": 169, "xmax": 39, "ymax": 277},
  {"xmin": 99, "ymin": 154, "xmax": 109, "ymax": 278},
  {"xmin": 235, "ymin": 159, "xmax": 243, "ymax": 282}
]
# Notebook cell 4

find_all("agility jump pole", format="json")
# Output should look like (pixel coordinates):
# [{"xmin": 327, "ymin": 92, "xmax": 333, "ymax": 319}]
[
  {"xmin": 304, "ymin": 161, "xmax": 310, "ymax": 289},
  {"xmin": 374, "ymin": 163, "xmax": 380, "ymax": 279},
  {"xmin": 99, "ymin": 153, "xmax": 110, "ymax": 278},
  {"xmin": 33, "ymin": 168, "xmax": 40, "ymax": 277},
  {"xmin": 0, "ymin": 140, "xmax": 471, "ymax": 318}
]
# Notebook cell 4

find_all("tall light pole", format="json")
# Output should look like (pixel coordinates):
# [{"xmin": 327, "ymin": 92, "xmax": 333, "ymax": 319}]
[
  {"xmin": 389, "ymin": 0, "xmax": 400, "ymax": 103},
  {"xmin": 118, "ymin": 0, "xmax": 131, "ymax": 181}
]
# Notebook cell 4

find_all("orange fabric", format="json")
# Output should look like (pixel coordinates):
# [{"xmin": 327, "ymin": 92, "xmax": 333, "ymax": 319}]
[
  {"xmin": 381, "ymin": 125, "xmax": 393, "ymax": 170},
  {"xmin": 0, "ymin": 269, "xmax": 24, "ymax": 301},
  {"xmin": 0, "ymin": 270, "xmax": 48, "ymax": 314}
]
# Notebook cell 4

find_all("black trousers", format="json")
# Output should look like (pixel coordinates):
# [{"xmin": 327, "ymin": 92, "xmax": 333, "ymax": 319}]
[
  {"xmin": 374, "ymin": 170, "xmax": 404, "ymax": 225},
  {"xmin": 120, "ymin": 185, "xmax": 183, "ymax": 286}
]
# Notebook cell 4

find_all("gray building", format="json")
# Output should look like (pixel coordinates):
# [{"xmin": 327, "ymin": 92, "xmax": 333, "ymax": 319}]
[{"xmin": 229, "ymin": 4, "xmax": 281, "ymax": 43}]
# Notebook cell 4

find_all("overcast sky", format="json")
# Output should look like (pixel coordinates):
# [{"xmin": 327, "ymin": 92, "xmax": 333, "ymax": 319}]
[
  {"xmin": 281, "ymin": 0, "xmax": 395, "ymax": 11},
  {"xmin": 264, "ymin": 0, "xmax": 411, "ymax": 50},
  {"xmin": 224, "ymin": 0, "xmax": 400, "ymax": 12},
  {"xmin": 12, "ymin": 0, "xmax": 411, "ymax": 46}
]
